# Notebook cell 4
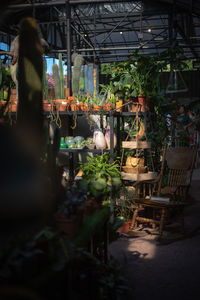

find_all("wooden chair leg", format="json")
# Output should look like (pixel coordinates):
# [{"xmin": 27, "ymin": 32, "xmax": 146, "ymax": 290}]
[
  {"xmin": 159, "ymin": 208, "xmax": 166, "ymax": 236},
  {"xmin": 152, "ymin": 209, "xmax": 156, "ymax": 230},
  {"xmin": 130, "ymin": 207, "xmax": 139, "ymax": 230}
]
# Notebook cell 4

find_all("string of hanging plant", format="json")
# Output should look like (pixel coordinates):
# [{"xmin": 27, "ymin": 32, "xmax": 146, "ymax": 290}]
[
  {"xmin": 71, "ymin": 109, "xmax": 77, "ymax": 130},
  {"xmin": 55, "ymin": 106, "xmax": 62, "ymax": 128},
  {"xmin": 49, "ymin": 99, "xmax": 56, "ymax": 123},
  {"xmin": 85, "ymin": 107, "xmax": 95, "ymax": 131}
]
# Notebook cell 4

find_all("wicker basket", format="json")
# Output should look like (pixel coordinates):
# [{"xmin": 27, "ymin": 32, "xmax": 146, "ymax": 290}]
[{"xmin": 122, "ymin": 166, "xmax": 147, "ymax": 174}]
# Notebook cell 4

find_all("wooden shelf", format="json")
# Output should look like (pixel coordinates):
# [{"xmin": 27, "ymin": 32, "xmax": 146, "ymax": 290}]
[
  {"xmin": 121, "ymin": 171, "xmax": 158, "ymax": 181},
  {"xmin": 10, "ymin": 110, "xmax": 146, "ymax": 117},
  {"xmin": 60, "ymin": 148, "xmax": 110, "ymax": 153},
  {"xmin": 122, "ymin": 141, "xmax": 151, "ymax": 149}
]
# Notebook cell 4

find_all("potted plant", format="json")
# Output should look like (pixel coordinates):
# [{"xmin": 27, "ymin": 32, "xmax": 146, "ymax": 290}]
[
  {"xmin": 100, "ymin": 82, "xmax": 116, "ymax": 111},
  {"xmin": 78, "ymin": 154, "xmax": 122, "ymax": 200},
  {"xmin": 92, "ymin": 91, "xmax": 102, "ymax": 111},
  {"xmin": 55, "ymin": 187, "xmax": 86, "ymax": 238},
  {"xmin": 70, "ymin": 98, "xmax": 79, "ymax": 111},
  {"xmin": 82, "ymin": 137, "xmax": 95, "ymax": 149},
  {"xmin": 0, "ymin": 64, "xmax": 16, "ymax": 111}
]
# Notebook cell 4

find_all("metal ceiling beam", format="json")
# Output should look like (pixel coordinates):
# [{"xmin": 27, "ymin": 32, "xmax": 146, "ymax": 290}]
[
  {"xmin": 50, "ymin": 43, "xmax": 200, "ymax": 52},
  {"xmin": 176, "ymin": 22, "xmax": 199, "ymax": 58},
  {"xmin": 8, "ymin": 0, "xmax": 138, "ymax": 8}
]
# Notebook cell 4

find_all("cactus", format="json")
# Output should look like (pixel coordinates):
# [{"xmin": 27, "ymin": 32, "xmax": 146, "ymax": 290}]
[
  {"xmin": 59, "ymin": 53, "xmax": 65, "ymax": 99},
  {"xmin": 17, "ymin": 17, "xmax": 43, "ymax": 147},
  {"xmin": 52, "ymin": 63, "xmax": 61, "ymax": 99},
  {"xmin": 72, "ymin": 54, "xmax": 84, "ymax": 96},
  {"xmin": 43, "ymin": 58, "xmax": 48, "ymax": 100}
]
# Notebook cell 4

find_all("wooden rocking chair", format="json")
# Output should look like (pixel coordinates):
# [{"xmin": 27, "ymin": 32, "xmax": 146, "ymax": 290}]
[{"xmin": 130, "ymin": 145, "xmax": 197, "ymax": 236}]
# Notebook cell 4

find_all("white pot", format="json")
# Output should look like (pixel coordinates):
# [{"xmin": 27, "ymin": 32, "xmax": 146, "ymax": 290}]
[{"xmin": 93, "ymin": 130, "xmax": 107, "ymax": 149}]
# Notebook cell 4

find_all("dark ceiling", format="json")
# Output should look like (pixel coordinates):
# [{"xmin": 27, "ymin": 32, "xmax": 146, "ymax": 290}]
[{"xmin": 0, "ymin": 0, "xmax": 200, "ymax": 63}]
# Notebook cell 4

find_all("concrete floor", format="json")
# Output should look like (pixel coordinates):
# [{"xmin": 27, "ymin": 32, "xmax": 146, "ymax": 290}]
[{"xmin": 110, "ymin": 169, "xmax": 200, "ymax": 300}]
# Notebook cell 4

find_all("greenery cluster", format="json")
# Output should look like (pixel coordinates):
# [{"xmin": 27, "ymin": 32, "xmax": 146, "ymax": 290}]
[
  {"xmin": 100, "ymin": 47, "xmax": 194, "ymax": 102},
  {"xmin": 78, "ymin": 154, "xmax": 122, "ymax": 198},
  {"xmin": 0, "ymin": 227, "xmax": 130, "ymax": 300}
]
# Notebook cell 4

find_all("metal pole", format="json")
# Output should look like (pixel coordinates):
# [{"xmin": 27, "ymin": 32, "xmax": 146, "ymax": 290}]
[
  {"xmin": 66, "ymin": 0, "xmax": 72, "ymax": 95},
  {"xmin": 110, "ymin": 112, "xmax": 114, "ymax": 164}
]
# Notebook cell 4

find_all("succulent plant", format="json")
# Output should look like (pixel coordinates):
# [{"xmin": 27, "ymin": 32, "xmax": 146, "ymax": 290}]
[{"xmin": 57, "ymin": 188, "xmax": 87, "ymax": 218}]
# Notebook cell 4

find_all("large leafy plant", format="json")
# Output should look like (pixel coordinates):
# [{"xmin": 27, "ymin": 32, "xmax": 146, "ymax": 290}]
[
  {"xmin": 100, "ymin": 82, "xmax": 118, "ymax": 105},
  {"xmin": 78, "ymin": 154, "xmax": 122, "ymax": 198}
]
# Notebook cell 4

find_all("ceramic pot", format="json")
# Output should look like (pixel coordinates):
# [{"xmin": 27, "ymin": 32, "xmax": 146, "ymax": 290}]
[
  {"xmin": 82, "ymin": 104, "xmax": 89, "ymax": 111},
  {"xmin": 9, "ymin": 100, "xmax": 18, "ymax": 112},
  {"xmin": 105, "ymin": 103, "xmax": 112, "ymax": 111},
  {"xmin": 60, "ymin": 137, "xmax": 66, "ymax": 148},
  {"xmin": 93, "ymin": 106, "xmax": 101, "ymax": 111},
  {"xmin": 78, "ymin": 102, "xmax": 84, "ymax": 111},
  {"xmin": 117, "ymin": 220, "xmax": 132, "ymax": 233},
  {"xmin": 43, "ymin": 100, "xmax": 52, "ymax": 111},
  {"xmin": 65, "ymin": 138, "xmax": 74, "ymax": 146},
  {"xmin": 105, "ymin": 126, "xmax": 117, "ymax": 149},
  {"xmin": 116, "ymin": 99, "xmax": 123, "ymax": 112},
  {"xmin": 55, "ymin": 211, "xmax": 82, "ymax": 238},
  {"xmin": 54, "ymin": 100, "xmax": 67, "ymax": 111},
  {"xmin": 68, "ymin": 142, "xmax": 76, "ymax": 149},
  {"xmin": 71, "ymin": 103, "xmax": 78, "ymax": 111},
  {"xmin": 76, "ymin": 141, "xmax": 83, "ymax": 148},
  {"xmin": 93, "ymin": 129, "xmax": 107, "ymax": 149},
  {"xmin": 9, "ymin": 88, "xmax": 17, "ymax": 101},
  {"xmin": 74, "ymin": 136, "xmax": 84, "ymax": 143},
  {"xmin": 138, "ymin": 95, "xmax": 146, "ymax": 112}
]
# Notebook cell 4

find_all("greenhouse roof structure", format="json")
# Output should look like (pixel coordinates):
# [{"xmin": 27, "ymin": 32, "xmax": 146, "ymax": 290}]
[{"xmin": 0, "ymin": 0, "xmax": 200, "ymax": 63}]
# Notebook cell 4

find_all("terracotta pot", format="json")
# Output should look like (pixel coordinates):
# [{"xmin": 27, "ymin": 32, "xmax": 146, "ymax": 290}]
[
  {"xmin": 82, "ymin": 104, "xmax": 89, "ymax": 111},
  {"xmin": 70, "ymin": 103, "xmax": 79, "ymax": 111},
  {"xmin": 116, "ymin": 99, "xmax": 123, "ymax": 112},
  {"xmin": 54, "ymin": 99, "xmax": 68, "ymax": 111},
  {"xmin": 43, "ymin": 100, "xmax": 52, "ymax": 111},
  {"xmin": 68, "ymin": 96, "xmax": 75, "ymax": 103},
  {"xmin": 104, "ymin": 103, "xmax": 112, "ymax": 111},
  {"xmin": 55, "ymin": 211, "xmax": 82, "ymax": 238},
  {"xmin": 78, "ymin": 102, "xmax": 84, "ymax": 111},
  {"xmin": 93, "ymin": 105, "xmax": 101, "ymax": 111},
  {"xmin": 9, "ymin": 100, "xmax": 18, "ymax": 112},
  {"xmin": 138, "ymin": 95, "xmax": 146, "ymax": 112},
  {"xmin": 82, "ymin": 198, "xmax": 101, "ymax": 216},
  {"xmin": 117, "ymin": 220, "xmax": 132, "ymax": 233},
  {"xmin": 9, "ymin": 89, "xmax": 17, "ymax": 102}
]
